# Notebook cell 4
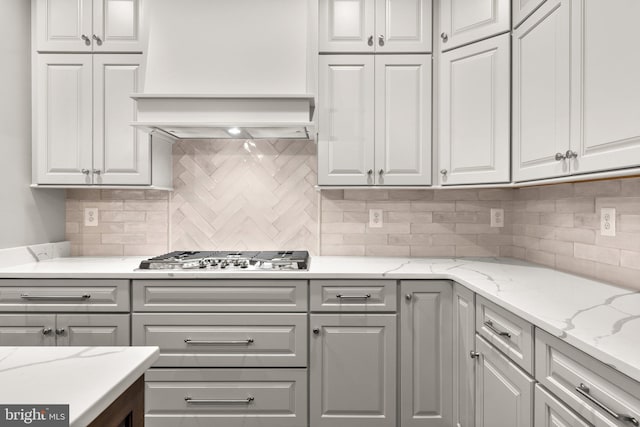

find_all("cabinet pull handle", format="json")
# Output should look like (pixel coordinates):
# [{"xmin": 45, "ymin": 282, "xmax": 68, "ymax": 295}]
[
  {"xmin": 555, "ymin": 152, "xmax": 566, "ymax": 161},
  {"xmin": 183, "ymin": 338, "xmax": 254, "ymax": 345},
  {"xmin": 42, "ymin": 328, "xmax": 53, "ymax": 336},
  {"xmin": 441, "ymin": 32, "xmax": 448, "ymax": 42},
  {"xmin": 20, "ymin": 294, "xmax": 91, "ymax": 301},
  {"xmin": 185, "ymin": 396, "xmax": 254, "ymax": 404},
  {"xmin": 484, "ymin": 320, "xmax": 511, "ymax": 338},
  {"xmin": 470, "ymin": 351, "xmax": 480, "ymax": 359},
  {"xmin": 378, "ymin": 34, "xmax": 385, "ymax": 46},
  {"xmin": 81, "ymin": 169, "xmax": 91, "ymax": 175},
  {"xmin": 81, "ymin": 34, "xmax": 91, "ymax": 45},
  {"xmin": 368, "ymin": 35, "xmax": 374, "ymax": 46},
  {"xmin": 336, "ymin": 293, "xmax": 371, "ymax": 299},
  {"xmin": 92, "ymin": 34, "xmax": 103, "ymax": 46},
  {"xmin": 92, "ymin": 169, "xmax": 101, "ymax": 175},
  {"xmin": 55, "ymin": 328, "xmax": 65, "ymax": 335},
  {"xmin": 575, "ymin": 383, "xmax": 639, "ymax": 426},
  {"xmin": 565, "ymin": 150, "xmax": 578, "ymax": 159}
]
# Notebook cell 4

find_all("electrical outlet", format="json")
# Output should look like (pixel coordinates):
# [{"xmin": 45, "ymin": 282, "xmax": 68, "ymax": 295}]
[
  {"xmin": 600, "ymin": 208, "xmax": 616, "ymax": 237},
  {"xmin": 369, "ymin": 209, "xmax": 383, "ymax": 228},
  {"xmin": 490, "ymin": 208, "xmax": 505, "ymax": 228},
  {"xmin": 84, "ymin": 207, "xmax": 98, "ymax": 227}
]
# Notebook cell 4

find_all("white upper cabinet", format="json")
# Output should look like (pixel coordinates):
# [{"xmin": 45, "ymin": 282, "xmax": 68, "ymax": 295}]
[
  {"xmin": 439, "ymin": 0, "xmax": 510, "ymax": 51},
  {"xmin": 439, "ymin": 33, "xmax": 510, "ymax": 185},
  {"xmin": 568, "ymin": 0, "xmax": 640, "ymax": 175},
  {"xmin": 512, "ymin": 0, "xmax": 570, "ymax": 182},
  {"xmin": 375, "ymin": 55, "xmax": 432, "ymax": 185},
  {"xmin": 319, "ymin": 0, "xmax": 432, "ymax": 52},
  {"xmin": 318, "ymin": 55, "xmax": 375, "ymax": 185},
  {"xmin": 512, "ymin": 0, "xmax": 547, "ymax": 28},
  {"xmin": 36, "ymin": 0, "xmax": 142, "ymax": 52}
]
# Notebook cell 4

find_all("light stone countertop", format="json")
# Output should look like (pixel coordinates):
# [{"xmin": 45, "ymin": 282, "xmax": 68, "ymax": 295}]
[
  {"xmin": 0, "ymin": 346, "xmax": 159, "ymax": 426},
  {"xmin": 0, "ymin": 255, "xmax": 639, "ymax": 385}
]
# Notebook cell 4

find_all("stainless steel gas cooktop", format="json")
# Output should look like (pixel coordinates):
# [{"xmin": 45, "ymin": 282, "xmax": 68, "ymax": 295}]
[{"xmin": 138, "ymin": 250, "xmax": 309, "ymax": 271}]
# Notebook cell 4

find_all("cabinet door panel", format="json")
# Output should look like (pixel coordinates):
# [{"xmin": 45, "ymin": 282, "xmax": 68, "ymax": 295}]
[
  {"xmin": 513, "ymin": 0, "xmax": 547, "ymax": 28},
  {"xmin": 512, "ymin": 0, "xmax": 570, "ymax": 182},
  {"xmin": 439, "ymin": 34, "xmax": 510, "ymax": 185},
  {"xmin": 319, "ymin": 0, "xmax": 375, "ymax": 52},
  {"xmin": 93, "ymin": 54, "xmax": 150, "ymax": 185},
  {"xmin": 36, "ymin": 0, "xmax": 93, "ymax": 52},
  {"xmin": 454, "ymin": 284, "xmax": 475, "ymax": 427},
  {"xmin": 440, "ymin": 0, "xmax": 510, "ymax": 51},
  {"xmin": 310, "ymin": 314, "xmax": 396, "ymax": 427},
  {"xmin": 375, "ymin": 55, "xmax": 432, "ymax": 185},
  {"xmin": 569, "ymin": 0, "xmax": 640, "ymax": 174},
  {"xmin": 318, "ymin": 55, "xmax": 375, "ymax": 185},
  {"xmin": 0, "ymin": 314, "xmax": 56, "ymax": 346},
  {"xmin": 375, "ymin": 0, "xmax": 432, "ymax": 52},
  {"xmin": 92, "ymin": 0, "xmax": 142, "ymax": 52},
  {"xmin": 400, "ymin": 281, "xmax": 452, "ymax": 427},
  {"xmin": 56, "ymin": 314, "xmax": 130, "ymax": 346},
  {"xmin": 476, "ymin": 335, "xmax": 534, "ymax": 427},
  {"xmin": 35, "ymin": 54, "xmax": 93, "ymax": 184}
]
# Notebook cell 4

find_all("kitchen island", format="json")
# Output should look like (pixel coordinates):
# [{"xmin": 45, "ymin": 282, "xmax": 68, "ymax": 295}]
[{"xmin": 0, "ymin": 346, "xmax": 159, "ymax": 426}]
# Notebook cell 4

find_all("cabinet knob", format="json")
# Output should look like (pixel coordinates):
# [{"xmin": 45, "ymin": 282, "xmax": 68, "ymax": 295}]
[
  {"xmin": 367, "ymin": 169, "xmax": 373, "ymax": 175},
  {"xmin": 555, "ymin": 152, "xmax": 566, "ymax": 161},
  {"xmin": 81, "ymin": 169, "xmax": 90, "ymax": 175},
  {"xmin": 312, "ymin": 328, "xmax": 320, "ymax": 335},
  {"xmin": 55, "ymin": 328, "xmax": 65, "ymax": 335},
  {"xmin": 405, "ymin": 294, "xmax": 412, "ymax": 301},
  {"xmin": 42, "ymin": 328, "xmax": 52, "ymax": 336},
  {"xmin": 440, "ymin": 169, "xmax": 448, "ymax": 175},
  {"xmin": 368, "ymin": 35, "xmax": 374, "ymax": 47},
  {"xmin": 81, "ymin": 34, "xmax": 91, "ymax": 45},
  {"xmin": 378, "ymin": 34, "xmax": 385, "ymax": 47},
  {"xmin": 92, "ymin": 34, "xmax": 103, "ymax": 46},
  {"xmin": 379, "ymin": 169, "xmax": 384, "ymax": 175},
  {"xmin": 441, "ymin": 32, "xmax": 448, "ymax": 42},
  {"xmin": 92, "ymin": 169, "xmax": 101, "ymax": 175},
  {"xmin": 565, "ymin": 150, "xmax": 578, "ymax": 159},
  {"xmin": 470, "ymin": 351, "xmax": 480, "ymax": 359}
]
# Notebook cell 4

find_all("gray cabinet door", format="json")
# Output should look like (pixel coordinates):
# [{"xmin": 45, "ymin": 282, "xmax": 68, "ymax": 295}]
[
  {"xmin": 56, "ymin": 314, "xmax": 130, "ymax": 346},
  {"xmin": 310, "ymin": 314, "xmax": 396, "ymax": 427},
  {"xmin": 453, "ymin": 283, "xmax": 475, "ymax": 427},
  {"xmin": 475, "ymin": 335, "xmax": 534, "ymax": 427},
  {"xmin": 534, "ymin": 385, "xmax": 591, "ymax": 427},
  {"xmin": 400, "ymin": 280, "xmax": 452, "ymax": 427},
  {"xmin": 0, "ymin": 314, "xmax": 56, "ymax": 346}
]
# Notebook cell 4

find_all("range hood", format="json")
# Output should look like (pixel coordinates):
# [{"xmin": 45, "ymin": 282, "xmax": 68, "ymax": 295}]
[{"xmin": 131, "ymin": 93, "xmax": 315, "ymax": 140}]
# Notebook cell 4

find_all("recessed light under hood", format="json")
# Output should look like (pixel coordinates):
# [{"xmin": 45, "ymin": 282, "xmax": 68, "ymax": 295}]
[{"xmin": 131, "ymin": 94, "xmax": 315, "ymax": 140}]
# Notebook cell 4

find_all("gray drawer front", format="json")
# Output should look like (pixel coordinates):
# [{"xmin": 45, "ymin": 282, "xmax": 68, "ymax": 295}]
[
  {"xmin": 132, "ymin": 313, "xmax": 307, "ymax": 367},
  {"xmin": 145, "ymin": 369, "xmax": 307, "ymax": 427},
  {"xmin": 0, "ymin": 279, "xmax": 129, "ymax": 312},
  {"xmin": 534, "ymin": 384, "xmax": 590, "ymax": 427},
  {"xmin": 476, "ymin": 295, "xmax": 533, "ymax": 374},
  {"xmin": 536, "ymin": 329, "xmax": 640, "ymax": 427},
  {"xmin": 310, "ymin": 280, "xmax": 397, "ymax": 312},
  {"xmin": 132, "ymin": 280, "xmax": 307, "ymax": 312}
]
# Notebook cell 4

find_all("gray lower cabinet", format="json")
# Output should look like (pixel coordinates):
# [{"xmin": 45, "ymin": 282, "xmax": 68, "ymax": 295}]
[
  {"xmin": 453, "ymin": 283, "xmax": 476, "ymax": 427},
  {"xmin": 0, "ymin": 314, "xmax": 56, "ymax": 345},
  {"xmin": 475, "ymin": 335, "xmax": 534, "ymax": 427},
  {"xmin": 534, "ymin": 384, "xmax": 591, "ymax": 427},
  {"xmin": 310, "ymin": 313, "xmax": 396, "ymax": 427},
  {"xmin": 400, "ymin": 280, "xmax": 453, "ymax": 427}
]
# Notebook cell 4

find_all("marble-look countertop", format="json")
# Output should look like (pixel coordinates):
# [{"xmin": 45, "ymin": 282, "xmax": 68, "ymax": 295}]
[
  {"xmin": 0, "ymin": 346, "xmax": 159, "ymax": 426},
  {"xmin": 0, "ymin": 255, "xmax": 639, "ymax": 385}
]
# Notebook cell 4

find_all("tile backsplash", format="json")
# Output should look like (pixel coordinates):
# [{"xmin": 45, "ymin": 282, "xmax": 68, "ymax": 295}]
[{"xmin": 65, "ymin": 143, "xmax": 640, "ymax": 290}]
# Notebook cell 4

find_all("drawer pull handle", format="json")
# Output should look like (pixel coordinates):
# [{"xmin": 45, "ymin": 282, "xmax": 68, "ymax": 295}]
[
  {"xmin": 20, "ymin": 294, "xmax": 91, "ymax": 301},
  {"xmin": 336, "ymin": 294, "xmax": 371, "ymax": 300},
  {"xmin": 484, "ymin": 320, "xmax": 511, "ymax": 338},
  {"xmin": 185, "ymin": 396, "xmax": 254, "ymax": 404},
  {"xmin": 575, "ymin": 383, "xmax": 639, "ymax": 426},
  {"xmin": 184, "ymin": 339, "xmax": 254, "ymax": 345}
]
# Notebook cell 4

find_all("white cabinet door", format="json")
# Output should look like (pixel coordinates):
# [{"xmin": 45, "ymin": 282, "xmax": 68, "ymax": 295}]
[
  {"xmin": 35, "ymin": 54, "xmax": 93, "ymax": 185},
  {"xmin": 375, "ymin": 55, "xmax": 431, "ymax": 185},
  {"xmin": 93, "ymin": 54, "xmax": 149, "ymax": 185},
  {"xmin": 92, "ymin": 0, "xmax": 143, "ymax": 52},
  {"xmin": 439, "ymin": 0, "xmax": 510, "ymax": 51},
  {"xmin": 375, "ymin": 0, "xmax": 432, "ymax": 53},
  {"xmin": 439, "ymin": 33, "xmax": 510, "ymax": 185},
  {"xmin": 36, "ymin": 0, "xmax": 93, "ymax": 52},
  {"xmin": 0, "ymin": 314, "xmax": 56, "ymax": 346},
  {"xmin": 310, "ymin": 314, "xmax": 396, "ymax": 427},
  {"xmin": 318, "ymin": 55, "xmax": 375, "ymax": 185},
  {"xmin": 56, "ymin": 314, "xmax": 130, "ymax": 346},
  {"xmin": 512, "ymin": 0, "xmax": 547, "ymax": 29},
  {"xmin": 319, "ymin": 0, "xmax": 376, "ymax": 52},
  {"xmin": 534, "ymin": 385, "xmax": 591, "ymax": 427},
  {"xmin": 475, "ymin": 335, "xmax": 534, "ymax": 427},
  {"xmin": 453, "ymin": 284, "xmax": 475, "ymax": 427},
  {"xmin": 400, "ymin": 281, "xmax": 452, "ymax": 427},
  {"xmin": 512, "ymin": 0, "xmax": 570, "ymax": 182},
  {"xmin": 569, "ymin": 0, "xmax": 640, "ymax": 175}
]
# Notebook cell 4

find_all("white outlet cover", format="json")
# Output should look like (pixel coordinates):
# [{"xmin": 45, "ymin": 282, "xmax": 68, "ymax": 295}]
[
  {"xmin": 600, "ymin": 207, "xmax": 616, "ymax": 237},
  {"xmin": 369, "ymin": 209, "xmax": 383, "ymax": 228},
  {"xmin": 490, "ymin": 208, "xmax": 504, "ymax": 228},
  {"xmin": 84, "ymin": 207, "xmax": 99, "ymax": 227}
]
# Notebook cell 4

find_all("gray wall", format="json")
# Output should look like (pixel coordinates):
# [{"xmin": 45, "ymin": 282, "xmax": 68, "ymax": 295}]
[{"xmin": 0, "ymin": 0, "xmax": 65, "ymax": 249}]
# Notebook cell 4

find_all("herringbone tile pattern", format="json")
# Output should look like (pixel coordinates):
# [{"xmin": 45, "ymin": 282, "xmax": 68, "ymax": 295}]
[{"xmin": 170, "ymin": 139, "xmax": 318, "ymax": 254}]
